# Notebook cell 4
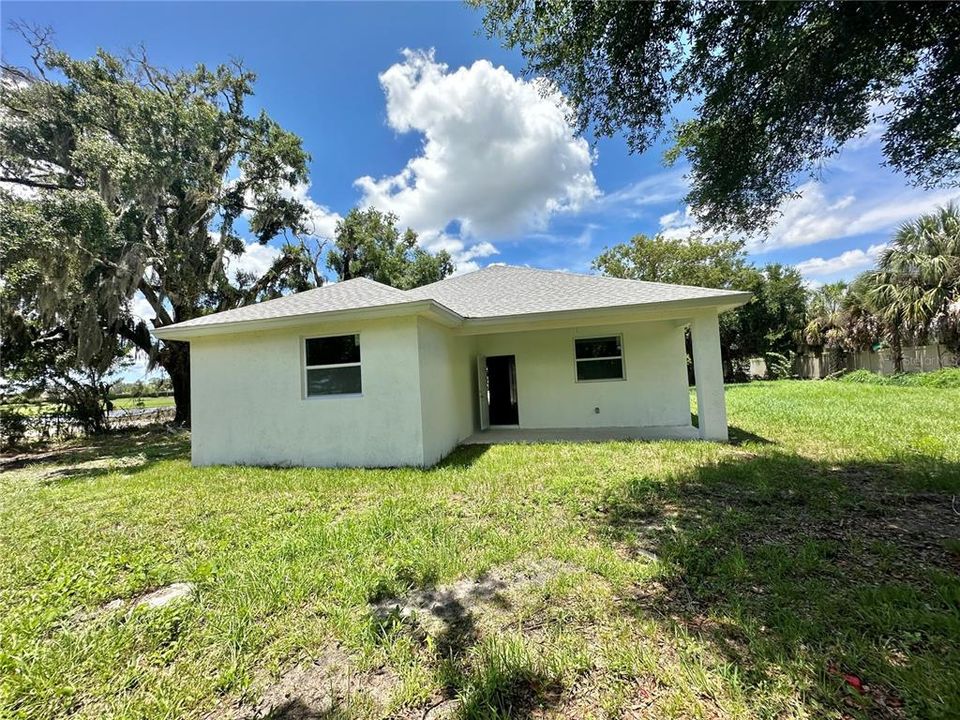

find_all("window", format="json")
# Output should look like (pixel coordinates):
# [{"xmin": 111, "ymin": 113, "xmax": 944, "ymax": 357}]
[
  {"xmin": 574, "ymin": 335, "xmax": 624, "ymax": 381},
  {"xmin": 304, "ymin": 334, "xmax": 361, "ymax": 396}
]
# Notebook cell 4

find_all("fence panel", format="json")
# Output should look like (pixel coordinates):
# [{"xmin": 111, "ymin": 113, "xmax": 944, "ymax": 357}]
[{"xmin": 776, "ymin": 344, "xmax": 958, "ymax": 379}]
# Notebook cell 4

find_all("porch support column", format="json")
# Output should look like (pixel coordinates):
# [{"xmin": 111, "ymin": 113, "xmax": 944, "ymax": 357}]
[{"xmin": 691, "ymin": 309, "xmax": 729, "ymax": 441}]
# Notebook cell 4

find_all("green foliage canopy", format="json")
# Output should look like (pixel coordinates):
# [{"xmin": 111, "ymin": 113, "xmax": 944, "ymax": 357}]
[
  {"xmin": 593, "ymin": 233, "xmax": 747, "ymax": 289},
  {"xmin": 327, "ymin": 207, "xmax": 454, "ymax": 290},
  {"xmin": 865, "ymin": 203, "xmax": 960, "ymax": 368}
]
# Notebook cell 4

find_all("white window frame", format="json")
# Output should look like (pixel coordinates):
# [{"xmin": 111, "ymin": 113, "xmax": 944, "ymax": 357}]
[
  {"xmin": 301, "ymin": 333, "xmax": 363, "ymax": 399},
  {"xmin": 573, "ymin": 334, "xmax": 626, "ymax": 383}
]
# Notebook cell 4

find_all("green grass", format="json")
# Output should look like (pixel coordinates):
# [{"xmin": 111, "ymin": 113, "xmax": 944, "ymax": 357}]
[
  {"xmin": 1, "ymin": 381, "xmax": 958, "ymax": 719},
  {"xmin": 109, "ymin": 396, "xmax": 175, "ymax": 410}
]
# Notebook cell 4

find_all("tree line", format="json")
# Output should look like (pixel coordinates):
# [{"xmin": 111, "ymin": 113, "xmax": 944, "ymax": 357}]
[{"xmin": 802, "ymin": 207, "xmax": 960, "ymax": 373}]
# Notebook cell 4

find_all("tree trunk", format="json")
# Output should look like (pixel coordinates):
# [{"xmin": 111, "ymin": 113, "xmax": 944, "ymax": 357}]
[
  {"xmin": 162, "ymin": 341, "xmax": 191, "ymax": 426},
  {"xmin": 890, "ymin": 327, "xmax": 904, "ymax": 374}
]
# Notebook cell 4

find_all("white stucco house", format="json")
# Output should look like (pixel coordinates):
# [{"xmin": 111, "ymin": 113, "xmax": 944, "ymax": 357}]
[{"xmin": 153, "ymin": 265, "xmax": 750, "ymax": 467}]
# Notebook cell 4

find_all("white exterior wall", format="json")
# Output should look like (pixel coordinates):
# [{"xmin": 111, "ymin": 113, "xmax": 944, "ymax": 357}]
[
  {"xmin": 188, "ymin": 314, "xmax": 711, "ymax": 468},
  {"xmin": 416, "ymin": 318, "xmax": 477, "ymax": 466},
  {"xmin": 473, "ymin": 320, "xmax": 692, "ymax": 431},
  {"xmin": 189, "ymin": 316, "xmax": 425, "ymax": 467}
]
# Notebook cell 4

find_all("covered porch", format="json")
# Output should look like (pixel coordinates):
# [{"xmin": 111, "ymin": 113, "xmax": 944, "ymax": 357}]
[{"xmin": 460, "ymin": 307, "xmax": 730, "ymax": 443}]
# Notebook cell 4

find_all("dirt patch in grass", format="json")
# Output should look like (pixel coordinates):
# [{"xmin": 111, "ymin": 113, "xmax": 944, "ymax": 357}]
[
  {"xmin": 728, "ymin": 477, "xmax": 960, "ymax": 575},
  {"xmin": 595, "ymin": 452, "xmax": 960, "ymax": 719},
  {"xmin": 218, "ymin": 560, "xmax": 579, "ymax": 720},
  {"xmin": 371, "ymin": 559, "xmax": 574, "ymax": 657},
  {"xmin": 603, "ymin": 460, "xmax": 959, "ymax": 576},
  {"xmin": 0, "ymin": 444, "xmax": 99, "ymax": 472},
  {"xmin": 846, "ymin": 479, "xmax": 958, "ymax": 539},
  {"xmin": 216, "ymin": 644, "xmax": 399, "ymax": 720},
  {"xmin": 36, "ymin": 453, "xmax": 149, "ymax": 483}
]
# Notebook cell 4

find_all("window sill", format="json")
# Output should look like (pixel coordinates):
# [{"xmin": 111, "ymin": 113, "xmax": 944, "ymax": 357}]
[{"xmin": 303, "ymin": 393, "xmax": 364, "ymax": 401}]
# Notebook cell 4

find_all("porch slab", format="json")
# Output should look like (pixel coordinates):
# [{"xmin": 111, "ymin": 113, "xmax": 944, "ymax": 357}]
[{"xmin": 462, "ymin": 425, "xmax": 699, "ymax": 445}]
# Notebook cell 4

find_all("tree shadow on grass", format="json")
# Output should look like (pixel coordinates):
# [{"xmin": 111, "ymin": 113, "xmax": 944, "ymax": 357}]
[
  {"xmin": 262, "ymin": 698, "xmax": 352, "ymax": 720},
  {"xmin": 598, "ymin": 450, "xmax": 960, "ymax": 718},
  {"xmin": 1, "ymin": 427, "xmax": 190, "ymax": 485},
  {"xmin": 727, "ymin": 424, "xmax": 776, "ymax": 446},
  {"xmin": 454, "ymin": 667, "xmax": 564, "ymax": 720}
]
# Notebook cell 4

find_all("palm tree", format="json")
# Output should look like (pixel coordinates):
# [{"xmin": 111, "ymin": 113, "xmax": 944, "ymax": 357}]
[
  {"xmin": 842, "ymin": 273, "xmax": 883, "ymax": 353},
  {"xmin": 801, "ymin": 281, "xmax": 857, "ymax": 374},
  {"xmin": 803, "ymin": 281, "xmax": 848, "ymax": 351},
  {"xmin": 867, "ymin": 204, "xmax": 960, "ymax": 371}
]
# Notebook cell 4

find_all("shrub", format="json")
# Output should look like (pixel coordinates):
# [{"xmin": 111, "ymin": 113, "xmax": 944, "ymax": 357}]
[
  {"xmin": 892, "ymin": 368, "xmax": 960, "ymax": 388},
  {"xmin": 765, "ymin": 351, "xmax": 796, "ymax": 380},
  {"xmin": 0, "ymin": 410, "xmax": 29, "ymax": 448},
  {"xmin": 834, "ymin": 369, "xmax": 888, "ymax": 384}
]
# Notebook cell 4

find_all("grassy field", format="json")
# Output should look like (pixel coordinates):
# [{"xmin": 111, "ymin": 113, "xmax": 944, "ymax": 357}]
[
  {"xmin": 1, "ymin": 381, "xmax": 958, "ymax": 719},
  {"xmin": 4, "ymin": 396, "xmax": 175, "ymax": 416}
]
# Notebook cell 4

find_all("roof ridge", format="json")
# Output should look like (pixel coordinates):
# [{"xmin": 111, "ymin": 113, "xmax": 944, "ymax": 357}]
[
  {"xmin": 455, "ymin": 263, "xmax": 745, "ymax": 295},
  {"xmin": 347, "ymin": 276, "xmax": 403, "ymax": 288}
]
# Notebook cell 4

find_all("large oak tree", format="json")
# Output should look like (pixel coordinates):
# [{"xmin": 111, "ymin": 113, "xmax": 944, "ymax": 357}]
[
  {"xmin": 477, "ymin": 1, "xmax": 960, "ymax": 232},
  {"xmin": 1, "ymin": 30, "xmax": 323, "ymax": 424}
]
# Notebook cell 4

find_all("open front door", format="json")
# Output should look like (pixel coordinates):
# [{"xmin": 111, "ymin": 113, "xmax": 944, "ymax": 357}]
[
  {"xmin": 486, "ymin": 355, "xmax": 519, "ymax": 425},
  {"xmin": 477, "ymin": 354, "xmax": 489, "ymax": 430}
]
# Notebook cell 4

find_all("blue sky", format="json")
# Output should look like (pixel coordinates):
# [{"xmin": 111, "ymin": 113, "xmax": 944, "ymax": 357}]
[{"xmin": 4, "ymin": 2, "xmax": 959, "ymax": 287}]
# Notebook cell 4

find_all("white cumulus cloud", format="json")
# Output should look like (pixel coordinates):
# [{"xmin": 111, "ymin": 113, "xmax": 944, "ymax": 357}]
[
  {"xmin": 283, "ymin": 181, "xmax": 342, "ymax": 239},
  {"xmin": 227, "ymin": 240, "xmax": 282, "ymax": 280},
  {"xmin": 419, "ymin": 231, "xmax": 499, "ymax": 276},
  {"xmin": 657, "ymin": 206, "xmax": 701, "ymax": 240},
  {"xmin": 794, "ymin": 243, "xmax": 888, "ymax": 279},
  {"xmin": 356, "ymin": 49, "xmax": 598, "ymax": 241},
  {"xmin": 752, "ymin": 182, "xmax": 960, "ymax": 252},
  {"xmin": 648, "ymin": 180, "xmax": 960, "ymax": 254}
]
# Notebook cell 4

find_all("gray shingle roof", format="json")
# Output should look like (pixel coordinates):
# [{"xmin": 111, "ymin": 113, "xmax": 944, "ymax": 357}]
[
  {"xmin": 163, "ymin": 277, "xmax": 409, "ymax": 330},
  {"xmin": 404, "ymin": 265, "xmax": 749, "ymax": 318},
  {"xmin": 155, "ymin": 265, "xmax": 750, "ymax": 336}
]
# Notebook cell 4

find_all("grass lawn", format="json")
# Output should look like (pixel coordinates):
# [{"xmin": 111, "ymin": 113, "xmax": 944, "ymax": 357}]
[
  {"xmin": 1, "ymin": 381, "xmax": 958, "ymax": 719},
  {"xmin": 109, "ymin": 396, "xmax": 176, "ymax": 411}
]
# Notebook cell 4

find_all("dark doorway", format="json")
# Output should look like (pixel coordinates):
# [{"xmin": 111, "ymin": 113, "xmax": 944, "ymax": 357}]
[{"xmin": 486, "ymin": 355, "xmax": 519, "ymax": 425}]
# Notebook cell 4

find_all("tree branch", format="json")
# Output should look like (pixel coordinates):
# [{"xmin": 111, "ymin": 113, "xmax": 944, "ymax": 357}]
[
  {"xmin": 0, "ymin": 175, "xmax": 76, "ymax": 191},
  {"xmin": 137, "ymin": 279, "xmax": 174, "ymax": 327}
]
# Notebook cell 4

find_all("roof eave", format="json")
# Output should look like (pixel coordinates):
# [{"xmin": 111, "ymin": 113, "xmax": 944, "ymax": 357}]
[{"xmin": 152, "ymin": 299, "xmax": 463, "ymax": 341}]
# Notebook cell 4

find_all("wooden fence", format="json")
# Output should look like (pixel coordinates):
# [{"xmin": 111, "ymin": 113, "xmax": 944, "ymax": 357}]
[{"xmin": 749, "ymin": 344, "xmax": 957, "ymax": 380}]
